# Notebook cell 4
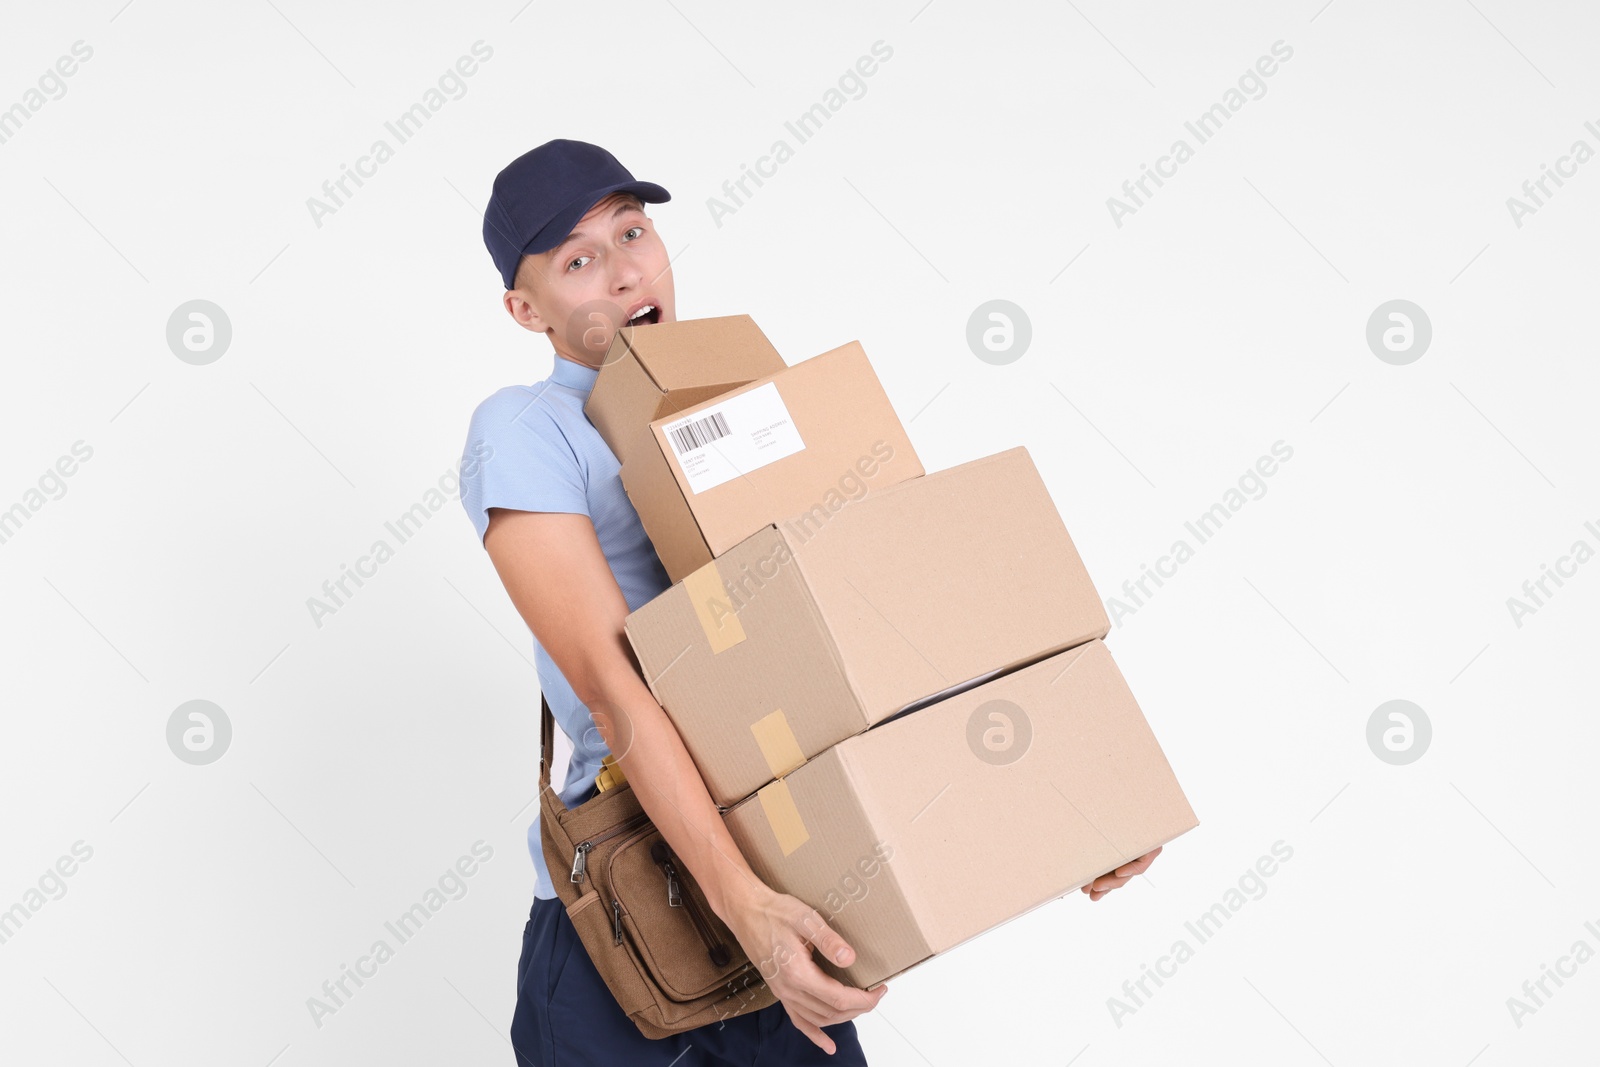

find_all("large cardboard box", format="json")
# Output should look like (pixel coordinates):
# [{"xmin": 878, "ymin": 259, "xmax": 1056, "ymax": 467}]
[
  {"xmin": 722, "ymin": 639, "xmax": 1198, "ymax": 989},
  {"xmin": 627, "ymin": 446, "xmax": 1111, "ymax": 807},
  {"xmin": 584, "ymin": 314, "xmax": 787, "ymax": 467},
  {"xmin": 620, "ymin": 340, "xmax": 924, "ymax": 583}
]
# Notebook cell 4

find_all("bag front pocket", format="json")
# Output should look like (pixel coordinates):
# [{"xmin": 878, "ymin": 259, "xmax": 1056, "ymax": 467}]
[{"xmin": 607, "ymin": 829, "xmax": 763, "ymax": 1003}]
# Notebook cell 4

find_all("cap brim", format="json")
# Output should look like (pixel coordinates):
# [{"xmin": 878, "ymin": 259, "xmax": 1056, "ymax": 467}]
[{"xmin": 522, "ymin": 180, "xmax": 672, "ymax": 257}]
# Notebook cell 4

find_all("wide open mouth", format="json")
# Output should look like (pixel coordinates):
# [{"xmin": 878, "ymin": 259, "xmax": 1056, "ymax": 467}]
[{"xmin": 625, "ymin": 303, "xmax": 662, "ymax": 327}]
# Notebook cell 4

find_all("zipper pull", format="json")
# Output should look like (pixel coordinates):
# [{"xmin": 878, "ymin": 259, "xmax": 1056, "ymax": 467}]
[
  {"xmin": 665, "ymin": 860, "xmax": 682, "ymax": 908},
  {"xmin": 570, "ymin": 841, "xmax": 592, "ymax": 883},
  {"xmin": 650, "ymin": 840, "xmax": 682, "ymax": 907},
  {"xmin": 612, "ymin": 899, "xmax": 624, "ymax": 944}
]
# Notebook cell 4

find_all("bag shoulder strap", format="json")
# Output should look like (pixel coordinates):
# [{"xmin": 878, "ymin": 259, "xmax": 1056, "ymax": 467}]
[{"xmin": 539, "ymin": 694, "xmax": 566, "ymax": 814}]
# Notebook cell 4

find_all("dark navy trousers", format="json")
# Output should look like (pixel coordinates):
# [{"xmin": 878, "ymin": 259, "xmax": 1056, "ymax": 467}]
[{"xmin": 510, "ymin": 892, "xmax": 869, "ymax": 1065}]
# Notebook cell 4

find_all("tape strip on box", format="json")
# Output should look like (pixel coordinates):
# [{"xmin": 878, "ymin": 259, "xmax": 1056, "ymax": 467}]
[
  {"xmin": 682, "ymin": 560, "xmax": 745, "ymax": 654},
  {"xmin": 750, "ymin": 709, "xmax": 806, "ymax": 779},
  {"xmin": 757, "ymin": 780, "xmax": 811, "ymax": 857}
]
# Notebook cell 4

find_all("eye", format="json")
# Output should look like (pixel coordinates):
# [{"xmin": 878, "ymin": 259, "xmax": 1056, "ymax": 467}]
[
  {"xmin": 566, "ymin": 254, "xmax": 593, "ymax": 272},
  {"xmin": 622, "ymin": 225, "xmax": 644, "ymax": 241}
]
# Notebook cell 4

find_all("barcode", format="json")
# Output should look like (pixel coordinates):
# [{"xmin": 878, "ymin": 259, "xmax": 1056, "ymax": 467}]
[{"xmin": 669, "ymin": 411, "xmax": 731, "ymax": 454}]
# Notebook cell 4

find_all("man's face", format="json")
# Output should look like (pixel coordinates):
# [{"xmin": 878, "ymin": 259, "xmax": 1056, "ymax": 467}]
[{"xmin": 504, "ymin": 193, "xmax": 677, "ymax": 366}]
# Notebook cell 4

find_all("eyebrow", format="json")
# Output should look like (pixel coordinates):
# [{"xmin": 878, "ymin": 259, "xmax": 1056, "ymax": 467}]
[{"xmin": 551, "ymin": 201, "xmax": 645, "ymax": 257}]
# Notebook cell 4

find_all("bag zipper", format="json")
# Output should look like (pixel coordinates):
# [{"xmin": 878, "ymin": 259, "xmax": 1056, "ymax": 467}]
[
  {"xmin": 570, "ymin": 810, "xmax": 651, "ymax": 883},
  {"xmin": 650, "ymin": 840, "xmax": 732, "ymax": 967}
]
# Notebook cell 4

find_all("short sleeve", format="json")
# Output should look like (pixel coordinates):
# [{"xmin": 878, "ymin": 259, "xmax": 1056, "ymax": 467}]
[{"xmin": 459, "ymin": 385, "xmax": 589, "ymax": 544}]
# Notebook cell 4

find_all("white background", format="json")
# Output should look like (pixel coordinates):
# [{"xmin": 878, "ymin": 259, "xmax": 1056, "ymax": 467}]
[{"xmin": 2, "ymin": 0, "xmax": 1597, "ymax": 1064}]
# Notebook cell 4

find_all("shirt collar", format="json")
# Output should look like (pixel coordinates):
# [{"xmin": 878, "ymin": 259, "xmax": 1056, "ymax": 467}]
[{"xmin": 550, "ymin": 356, "xmax": 600, "ymax": 396}]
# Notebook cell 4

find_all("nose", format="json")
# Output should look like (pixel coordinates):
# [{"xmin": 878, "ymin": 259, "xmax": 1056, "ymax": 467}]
[{"xmin": 611, "ymin": 260, "xmax": 643, "ymax": 295}]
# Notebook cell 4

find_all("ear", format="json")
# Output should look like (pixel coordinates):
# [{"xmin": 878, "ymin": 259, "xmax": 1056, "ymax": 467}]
[{"xmin": 503, "ymin": 287, "xmax": 549, "ymax": 335}]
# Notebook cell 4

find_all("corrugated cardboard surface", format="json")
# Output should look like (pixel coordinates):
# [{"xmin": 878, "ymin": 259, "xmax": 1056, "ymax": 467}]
[
  {"xmin": 584, "ymin": 314, "xmax": 785, "ymax": 466},
  {"xmin": 630, "ymin": 341, "xmax": 924, "ymax": 581},
  {"xmin": 793, "ymin": 447, "xmax": 1110, "ymax": 720},
  {"xmin": 723, "ymin": 639, "xmax": 1199, "ymax": 989},
  {"xmin": 625, "ymin": 446, "xmax": 1110, "ymax": 807}
]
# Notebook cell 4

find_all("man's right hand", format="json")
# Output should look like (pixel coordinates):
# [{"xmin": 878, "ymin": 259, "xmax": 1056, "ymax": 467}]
[{"xmin": 725, "ymin": 882, "xmax": 888, "ymax": 1055}]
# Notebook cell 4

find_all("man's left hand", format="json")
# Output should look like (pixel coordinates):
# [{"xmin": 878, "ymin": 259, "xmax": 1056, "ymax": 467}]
[{"xmin": 1081, "ymin": 846, "xmax": 1162, "ymax": 901}]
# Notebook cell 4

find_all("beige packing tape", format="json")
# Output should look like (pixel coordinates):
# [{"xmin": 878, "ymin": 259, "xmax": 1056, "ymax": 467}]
[
  {"xmin": 750, "ymin": 709, "xmax": 806, "ymax": 779},
  {"xmin": 683, "ymin": 560, "xmax": 745, "ymax": 654},
  {"xmin": 751, "ymin": 709, "xmax": 810, "ymax": 856},
  {"xmin": 758, "ymin": 780, "xmax": 811, "ymax": 857}
]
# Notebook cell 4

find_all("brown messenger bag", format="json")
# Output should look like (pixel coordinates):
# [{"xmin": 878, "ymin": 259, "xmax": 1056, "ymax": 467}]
[{"xmin": 537, "ymin": 695, "xmax": 778, "ymax": 1038}]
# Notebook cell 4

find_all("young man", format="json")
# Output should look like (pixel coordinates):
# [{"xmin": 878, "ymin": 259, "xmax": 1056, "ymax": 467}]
[
  {"xmin": 460, "ymin": 139, "xmax": 1158, "ymax": 1065},
  {"xmin": 461, "ymin": 139, "xmax": 880, "ymax": 1064}
]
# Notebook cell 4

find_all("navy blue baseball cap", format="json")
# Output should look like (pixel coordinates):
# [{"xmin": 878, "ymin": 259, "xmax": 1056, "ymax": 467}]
[{"xmin": 483, "ymin": 139, "xmax": 671, "ymax": 290}]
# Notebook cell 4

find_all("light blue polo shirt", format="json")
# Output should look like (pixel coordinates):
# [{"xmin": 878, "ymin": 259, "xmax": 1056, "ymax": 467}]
[{"xmin": 458, "ymin": 355, "xmax": 672, "ymax": 900}]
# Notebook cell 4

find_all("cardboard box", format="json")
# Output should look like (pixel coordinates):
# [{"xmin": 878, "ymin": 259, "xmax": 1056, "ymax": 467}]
[
  {"xmin": 722, "ymin": 639, "xmax": 1198, "ymax": 989},
  {"xmin": 621, "ymin": 340, "xmax": 924, "ymax": 582},
  {"xmin": 584, "ymin": 314, "xmax": 787, "ymax": 467},
  {"xmin": 626, "ymin": 446, "xmax": 1111, "ymax": 807}
]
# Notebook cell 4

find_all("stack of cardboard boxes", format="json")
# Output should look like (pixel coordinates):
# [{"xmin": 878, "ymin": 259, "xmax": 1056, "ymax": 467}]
[{"xmin": 586, "ymin": 315, "xmax": 1198, "ymax": 989}]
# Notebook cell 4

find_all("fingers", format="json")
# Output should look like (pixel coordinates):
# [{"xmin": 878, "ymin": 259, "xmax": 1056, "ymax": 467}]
[
  {"xmin": 783, "ymin": 957, "xmax": 885, "ymax": 1019},
  {"xmin": 1079, "ymin": 846, "xmax": 1166, "ymax": 900},
  {"xmin": 771, "ymin": 950, "xmax": 888, "ymax": 1030},
  {"xmin": 786, "ymin": 1009, "xmax": 837, "ymax": 1056},
  {"xmin": 762, "ymin": 898, "xmax": 889, "ymax": 1051},
  {"xmin": 1114, "ymin": 846, "xmax": 1162, "ymax": 878},
  {"xmin": 787, "ymin": 911, "xmax": 884, "ymax": 1010},
  {"xmin": 786, "ymin": 979, "xmax": 883, "ymax": 1028},
  {"xmin": 1078, "ymin": 874, "xmax": 1131, "ymax": 899},
  {"xmin": 796, "ymin": 910, "xmax": 856, "ymax": 969},
  {"xmin": 780, "ymin": 974, "xmax": 879, "ymax": 1053},
  {"xmin": 1080, "ymin": 873, "xmax": 1129, "ymax": 894}
]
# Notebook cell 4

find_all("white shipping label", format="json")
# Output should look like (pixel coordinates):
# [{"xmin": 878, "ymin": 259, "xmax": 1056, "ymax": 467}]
[{"xmin": 662, "ymin": 382, "xmax": 806, "ymax": 494}]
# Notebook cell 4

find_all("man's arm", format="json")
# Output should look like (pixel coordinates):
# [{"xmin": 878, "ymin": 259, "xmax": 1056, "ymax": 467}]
[{"xmin": 482, "ymin": 508, "xmax": 886, "ymax": 1053}]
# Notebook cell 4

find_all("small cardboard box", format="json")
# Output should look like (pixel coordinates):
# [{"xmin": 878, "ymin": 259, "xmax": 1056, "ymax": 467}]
[
  {"xmin": 584, "ymin": 314, "xmax": 787, "ymax": 467},
  {"xmin": 620, "ymin": 340, "xmax": 924, "ymax": 582},
  {"xmin": 626, "ymin": 446, "xmax": 1110, "ymax": 807},
  {"xmin": 722, "ymin": 639, "xmax": 1198, "ymax": 990}
]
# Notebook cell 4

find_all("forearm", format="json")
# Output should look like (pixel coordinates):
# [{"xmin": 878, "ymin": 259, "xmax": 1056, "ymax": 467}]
[{"xmin": 585, "ymin": 662, "xmax": 774, "ymax": 925}]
